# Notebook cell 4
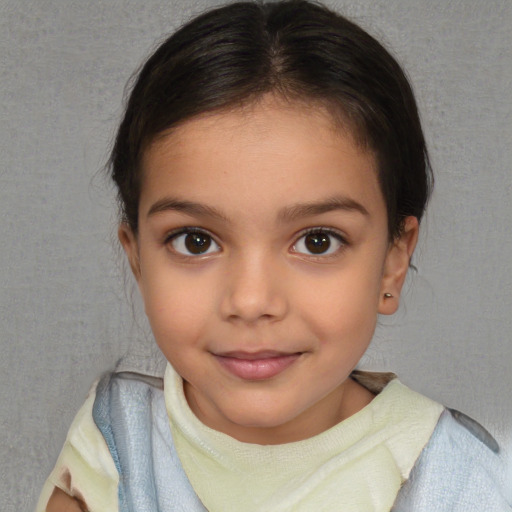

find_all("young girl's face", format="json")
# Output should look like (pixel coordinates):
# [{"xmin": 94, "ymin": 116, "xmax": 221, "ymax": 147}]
[{"xmin": 121, "ymin": 96, "xmax": 417, "ymax": 444}]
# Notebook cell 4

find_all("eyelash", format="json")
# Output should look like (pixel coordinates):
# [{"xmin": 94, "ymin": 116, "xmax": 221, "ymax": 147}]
[
  {"xmin": 291, "ymin": 227, "xmax": 348, "ymax": 258},
  {"xmin": 163, "ymin": 226, "xmax": 348, "ymax": 258},
  {"xmin": 164, "ymin": 227, "xmax": 221, "ymax": 257}
]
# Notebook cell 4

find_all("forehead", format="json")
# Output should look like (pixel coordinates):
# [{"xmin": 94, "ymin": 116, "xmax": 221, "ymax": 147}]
[{"xmin": 139, "ymin": 97, "xmax": 385, "ymax": 222}]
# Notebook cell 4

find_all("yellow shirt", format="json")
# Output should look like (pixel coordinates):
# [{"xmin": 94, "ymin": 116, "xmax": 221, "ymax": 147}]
[
  {"xmin": 36, "ymin": 380, "xmax": 119, "ymax": 511},
  {"xmin": 37, "ymin": 366, "xmax": 443, "ymax": 511},
  {"xmin": 166, "ymin": 364, "xmax": 443, "ymax": 512}
]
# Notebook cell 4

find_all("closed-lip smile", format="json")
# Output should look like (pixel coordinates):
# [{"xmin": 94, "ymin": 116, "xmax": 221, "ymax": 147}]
[{"xmin": 213, "ymin": 350, "xmax": 303, "ymax": 380}]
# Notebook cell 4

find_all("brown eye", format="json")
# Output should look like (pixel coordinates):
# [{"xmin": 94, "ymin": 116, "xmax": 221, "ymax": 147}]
[
  {"xmin": 185, "ymin": 232, "xmax": 211, "ymax": 254},
  {"xmin": 293, "ymin": 229, "xmax": 345, "ymax": 256},
  {"xmin": 304, "ymin": 232, "xmax": 331, "ymax": 254},
  {"xmin": 169, "ymin": 230, "xmax": 220, "ymax": 256}
]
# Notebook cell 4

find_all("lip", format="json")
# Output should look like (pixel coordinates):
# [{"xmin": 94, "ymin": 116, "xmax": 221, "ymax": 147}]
[{"xmin": 214, "ymin": 351, "xmax": 302, "ymax": 380}]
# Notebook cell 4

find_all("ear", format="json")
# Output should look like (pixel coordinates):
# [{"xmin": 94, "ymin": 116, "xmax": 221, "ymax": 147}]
[
  {"xmin": 378, "ymin": 216, "xmax": 419, "ymax": 315},
  {"xmin": 118, "ymin": 223, "xmax": 141, "ymax": 282}
]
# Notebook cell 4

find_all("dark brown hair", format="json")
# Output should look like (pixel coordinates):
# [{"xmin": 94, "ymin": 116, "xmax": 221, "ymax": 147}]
[{"xmin": 110, "ymin": 0, "xmax": 432, "ymax": 239}]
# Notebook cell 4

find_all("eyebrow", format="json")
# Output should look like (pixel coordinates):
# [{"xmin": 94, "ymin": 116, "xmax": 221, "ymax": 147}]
[
  {"xmin": 277, "ymin": 196, "xmax": 369, "ymax": 222},
  {"xmin": 147, "ymin": 197, "xmax": 229, "ymax": 221},
  {"xmin": 147, "ymin": 195, "xmax": 369, "ymax": 222}
]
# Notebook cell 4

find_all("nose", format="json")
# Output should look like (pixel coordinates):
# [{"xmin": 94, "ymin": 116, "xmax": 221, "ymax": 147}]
[{"xmin": 220, "ymin": 252, "xmax": 288, "ymax": 324}]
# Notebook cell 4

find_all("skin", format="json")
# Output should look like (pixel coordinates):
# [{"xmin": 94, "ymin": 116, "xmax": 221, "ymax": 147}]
[
  {"xmin": 46, "ymin": 488, "xmax": 85, "ymax": 511},
  {"xmin": 121, "ymin": 97, "xmax": 418, "ymax": 445},
  {"xmin": 47, "ymin": 97, "xmax": 418, "ymax": 508}
]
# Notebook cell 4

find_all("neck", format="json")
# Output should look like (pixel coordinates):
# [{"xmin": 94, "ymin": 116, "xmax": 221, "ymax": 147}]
[{"xmin": 184, "ymin": 377, "xmax": 375, "ymax": 444}]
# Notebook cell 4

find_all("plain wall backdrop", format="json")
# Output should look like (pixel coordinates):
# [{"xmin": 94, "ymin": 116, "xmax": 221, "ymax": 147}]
[{"xmin": 0, "ymin": 0, "xmax": 510, "ymax": 509}]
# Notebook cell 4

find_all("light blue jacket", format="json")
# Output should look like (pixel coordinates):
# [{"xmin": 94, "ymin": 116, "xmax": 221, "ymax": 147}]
[{"xmin": 92, "ymin": 372, "xmax": 511, "ymax": 511}]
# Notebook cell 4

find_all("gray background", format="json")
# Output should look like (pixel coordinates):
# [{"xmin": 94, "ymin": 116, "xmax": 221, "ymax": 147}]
[{"xmin": 1, "ymin": 0, "xmax": 511, "ymax": 509}]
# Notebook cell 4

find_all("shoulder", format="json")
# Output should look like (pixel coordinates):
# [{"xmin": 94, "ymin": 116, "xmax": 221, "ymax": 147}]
[
  {"xmin": 393, "ymin": 408, "xmax": 511, "ymax": 511},
  {"xmin": 93, "ymin": 370, "xmax": 206, "ymax": 511},
  {"xmin": 92, "ymin": 371, "xmax": 165, "ymax": 455},
  {"xmin": 93, "ymin": 370, "xmax": 164, "ymax": 421},
  {"xmin": 38, "ymin": 371, "xmax": 168, "ymax": 512},
  {"xmin": 442, "ymin": 408, "xmax": 500, "ymax": 454},
  {"xmin": 45, "ymin": 488, "xmax": 86, "ymax": 512},
  {"xmin": 36, "ymin": 377, "xmax": 121, "ymax": 512},
  {"xmin": 91, "ymin": 370, "xmax": 166, "ymax": 472}
]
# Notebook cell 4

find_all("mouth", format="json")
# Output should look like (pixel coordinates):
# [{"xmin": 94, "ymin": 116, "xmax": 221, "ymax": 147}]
[{"xmin": 213, "ymin": 350, "xmax": 303, "ymax": 380}]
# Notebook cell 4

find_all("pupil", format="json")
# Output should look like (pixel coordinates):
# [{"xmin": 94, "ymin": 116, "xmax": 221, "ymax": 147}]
[
  {"xmin": 305, "ymin": 233, "xmax": 330, "ymax": 254},
  {"xmin": 185, "ymin": 233, "xmax": 211, "ymax": 254}
]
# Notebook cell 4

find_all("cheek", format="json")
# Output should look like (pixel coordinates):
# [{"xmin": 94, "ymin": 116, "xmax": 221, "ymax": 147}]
[
  {"xmin": 311, "ymin": 300, "xmax": 378, "ymax": 346},
  {"xmin": 297, "ymin": 265, "xmax": 382, "ymax": 342},
  {"xmin": 139, "ymin": 266, "xmax": 216, "ymax": 345}
]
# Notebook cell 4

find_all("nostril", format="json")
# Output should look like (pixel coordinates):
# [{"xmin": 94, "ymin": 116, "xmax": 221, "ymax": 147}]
[
  {"xmin": 219, "ymin": 259, "xmax": 289, "ymax": 322},
  {"xmin": 221, "ymin": 288, "xmax": 288, "ymax": 323}
]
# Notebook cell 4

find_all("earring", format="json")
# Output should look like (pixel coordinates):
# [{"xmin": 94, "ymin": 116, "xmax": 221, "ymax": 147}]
[{"xmin": 383, "ymin": 293, "xmax": 393, "ymax": 299}]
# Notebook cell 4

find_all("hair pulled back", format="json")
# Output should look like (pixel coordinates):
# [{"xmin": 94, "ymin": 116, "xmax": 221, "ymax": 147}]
[{"xmin": 110, "ymin": 0, "xmax": 432, "ymax": 238}]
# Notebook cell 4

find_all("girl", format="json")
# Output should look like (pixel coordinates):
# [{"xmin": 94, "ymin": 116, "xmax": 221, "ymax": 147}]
[{"xmin": 38, "ymin": 1, "xmax": 510, "ymax": 510}]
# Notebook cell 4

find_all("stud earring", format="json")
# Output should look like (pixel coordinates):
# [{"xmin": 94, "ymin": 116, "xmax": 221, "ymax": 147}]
[{"xmin": 383, "ymin": 293, "xmax": 393, "ymax": 299}]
